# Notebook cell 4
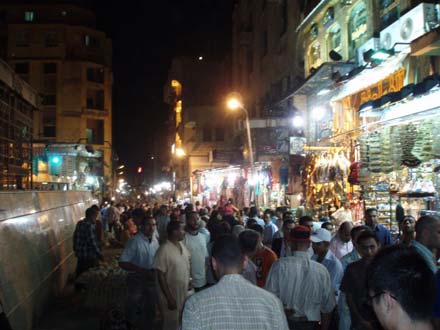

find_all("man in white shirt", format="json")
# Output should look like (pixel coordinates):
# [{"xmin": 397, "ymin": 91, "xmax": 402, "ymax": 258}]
[
  {"xmin": 329, "ymin": 221, "xmax": 354, "ymax": 260},
  {"xmin": 265, "ymin": 225, "xmax": 335, "ymax": 330},
  {"xmin": 119, "ymin": 215, "xmax": 159, "ymax": 329},
  {"xmin": 183, "ymin": 211, "xmax": 209, "ymax": 291},
  {"xmin": 331, "ymin": 202, "xmax": 352, "ymax": 226}
]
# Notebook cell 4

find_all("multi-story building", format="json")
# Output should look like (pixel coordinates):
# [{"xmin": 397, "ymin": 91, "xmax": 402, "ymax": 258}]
[
  {"xmin": 0, "ymin": 4, "xmax": 113, "ymax": 194},
  {"xmin": 163, "ymin": 56, "xmax": 237, "ymax": 200},
  {"xmin": 0, "ymin": 58, "xmax": 38, "ymax": 190}
]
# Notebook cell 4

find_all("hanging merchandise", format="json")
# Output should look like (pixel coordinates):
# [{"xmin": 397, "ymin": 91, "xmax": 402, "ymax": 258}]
[{"xmin": 348, "ymin": 162, "xmax": 360, "ymax": 185}]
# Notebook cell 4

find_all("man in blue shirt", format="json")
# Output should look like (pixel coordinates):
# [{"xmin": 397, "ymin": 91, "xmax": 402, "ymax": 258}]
[{"xmin": 365, "ymin": 208, "xmax": 393, "ymax": 246}]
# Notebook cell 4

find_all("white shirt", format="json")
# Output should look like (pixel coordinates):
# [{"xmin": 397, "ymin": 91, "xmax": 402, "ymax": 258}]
[
  {"xmin": 263, "ymin": 222, "xmax": 278, "ymax": 247},
  {"xmin": 119, "ymin": 232, "xmax": 159, "ymax": 270},
  {"xmin": 331, "ymin": 208, "xmax": 352, "ymax": 226},
  {"xmin": 265, "ymin": 251, "xmax": 336, "ymax": 322},
  {"xmin": 242, "ymin": 259, "xmax": 258, "ymax": 285},
  {"xmin": 184, "ymin": 232, "xmax": 209, "ymax": 288},
  {"xmin": 329, "ymin": 235, "xmax": 353, "ymax": 260}
]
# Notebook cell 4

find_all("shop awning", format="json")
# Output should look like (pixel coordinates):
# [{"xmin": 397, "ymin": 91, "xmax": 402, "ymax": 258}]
[
  {"xmin": 411, "ymin": 27, "xmax": 440, "ymax": 56},
  {"xmin": 287, "ymin": 62, "xmax": 355, "ymax": 97},
  {"xmin": 330, "ymin": 50, "xmax": 410, "ymax": 103}
]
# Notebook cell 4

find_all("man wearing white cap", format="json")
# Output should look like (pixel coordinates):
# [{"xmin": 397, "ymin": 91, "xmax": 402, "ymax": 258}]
[{"xmin": 311, "ymin": 228, "xmax": 344, "ymax": 300}]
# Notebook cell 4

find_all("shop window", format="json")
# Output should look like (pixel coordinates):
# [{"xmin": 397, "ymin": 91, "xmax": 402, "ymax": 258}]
[
  {"xmin": 43, "ymin": 63, "xmax": 57, "ymax": 74},
  {"xmin": 44, "ymin": 32, "xmax": 58, "ymax": 47},
  {"xmin": 15, "ymin": 62, "xmax": 29, "ymax": 74},
  {"xmin": 378, "ymin": 0, "xmax": 399, "ymax": 28},
  {"xmin": 308, "ymin": 42, "xmax": 322, "ymax": 73},
  {"xmin": 215, "ymin": 127, "xmax": 225, "ymax": 142},
  {"xmin": 87, "ymin": 67, "xmax": 104, "ymax": 83},
  {"xmin": 203, "ymin": 127, "xmax": 212, "ymax": 142},
  {"xmin": 86, "ymin": 89, "xmax": 105, "ymax": 110},
  {"xmin": 86, "ymin": 119, "xmax": 104, "ymax": 145},
  {"xmin": 16, "ymin": 31, "xmax": 29, "ymax": 47},
  {"xmin": 24, "ymin": 11, "xmax": 35, "ymax": 22},
  {"xmin": 328, "ymin": 24, "xmax": 342, "ymax": 55},
  {"xmin": 348, "ymin": 1, "xmax": 368, "ymax": 59}
]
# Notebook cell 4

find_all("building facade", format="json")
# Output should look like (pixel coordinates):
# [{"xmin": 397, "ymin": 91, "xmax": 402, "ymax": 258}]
[{"xmin": 0, "ymin": 4, "xmax": 113, "ymax": 195}]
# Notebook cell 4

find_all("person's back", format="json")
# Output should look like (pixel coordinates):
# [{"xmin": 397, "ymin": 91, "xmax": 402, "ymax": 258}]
[{"xmin": 184, "ymin": 274, "xmax": 286, "ymax": 329}]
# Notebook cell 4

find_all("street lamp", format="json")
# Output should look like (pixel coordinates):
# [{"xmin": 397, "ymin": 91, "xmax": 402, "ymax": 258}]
[{"xmin": 226, "ymin": 93, "xmax": 254, "ymax": 176}]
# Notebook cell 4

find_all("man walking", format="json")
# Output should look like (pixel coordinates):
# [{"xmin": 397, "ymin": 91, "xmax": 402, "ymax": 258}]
[
  {"xmin": 265, "ymin": 226, "xmax": 335, "ymax": 330},
  {"xmin": 73, "ymin": 207, "xmax": 102, "ymax": 279},
  {"xmin": 183, "ymin": 211, "xmax": 209, "ymax": 291},
  {"xmin": 412, "ymin": 215, "xmax": 440, "ymax": 273},
  {"xmin": 329, "ymin": 221, "xmax": 353, "ymax": 260},
  {"xmin": 154, "ymin": 221, "xmax": 191, "ymax": 330},
  {"xmin": 182, "ymin": 235, "xmax": 288, "ymax": 330},
  {"xmin": 364, "ymin": 208, "xmax": 393, "ymax": 246}
]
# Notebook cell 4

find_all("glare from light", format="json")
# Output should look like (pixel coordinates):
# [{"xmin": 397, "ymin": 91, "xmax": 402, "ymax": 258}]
[
  {"xmin": 371, "ymin": 51, "xmax": 391, "ymax": 61},
  {"xmin": 198, "ymin": 56, "xmax": 203, "ymax": 61},
  {"xmin": 117, "ymin": 165, "xmax": 125, "ymax": 169},
  {"xmin": 85, "ymin": 176, "xmax": 95, "ymax": 185},
  {"xmin": 171, "ymin": 144, "xmax": 176, "ymax": 154},
  {"xmin": 175, "ymin": 148, "xmax": 186, "ymax": 157},
  {"xmin": 292, "ymin": 115, "xmax": 305, "ymax": 128},
  {"xmin": 317, "ymin": 89, "xmax": 330, "ymax": 96},
  {"xmin": 137, "ymin": 195, "xmax": 141, "ymax": 199},
  {"xmin": 111, "ymin": 197, "xmax": 115, "ymax": 201},
  {"xmin": 227, "ymin": 98, "xmax": 242, "ymax": 111},
  {"xmin": 51, "ymin": 156, "xmax": 60, "ymax": 164},
  {"xmin": 312, "ymin": 107, "xmax": 326, "ymax": 120}
]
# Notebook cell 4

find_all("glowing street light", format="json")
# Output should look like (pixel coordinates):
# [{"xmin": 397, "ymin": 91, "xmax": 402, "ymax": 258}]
[
  {"xmin": 227, "ymin": 98, "xmax": 243, "ymax": 111},
  {"xmin": 175, "ymin": 148, "xmax": 186, "ymax": 158},
  {"xmin": 292, "ymin": 115, "xmax": 305, "ymax": 128}
]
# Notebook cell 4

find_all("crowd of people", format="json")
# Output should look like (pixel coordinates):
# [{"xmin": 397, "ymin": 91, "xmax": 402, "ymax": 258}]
[{"xmin": 71, "ymin": 199, "xmax": 440, "ymax": 330}]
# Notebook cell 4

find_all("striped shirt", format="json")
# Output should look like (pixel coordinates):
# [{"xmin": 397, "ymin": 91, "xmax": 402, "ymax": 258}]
[
  {"xmin": 265, "ymin": 251, "xmax": 335, "ymax": 322},
  {"xmin": 182, "ymin": 274, "xmax": 288, "ymax": 330}
]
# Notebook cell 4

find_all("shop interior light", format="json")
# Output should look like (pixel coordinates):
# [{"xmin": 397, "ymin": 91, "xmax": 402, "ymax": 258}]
[
  {"xmin": 292, "ymin": 115, "xmax": 305, "ymax": 128},
  {"xmin": 312, "ymin": 107, "xmax": 326, "ymax": 120},
  {"xmin": 175, "ymin": 148, "xmax": 186, "ymax": 157}
]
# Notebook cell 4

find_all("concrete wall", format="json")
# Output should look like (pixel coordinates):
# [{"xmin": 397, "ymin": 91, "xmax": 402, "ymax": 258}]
[{"xmin": 0, "ymin": 191, "xmax": 96, "ymax": 330}]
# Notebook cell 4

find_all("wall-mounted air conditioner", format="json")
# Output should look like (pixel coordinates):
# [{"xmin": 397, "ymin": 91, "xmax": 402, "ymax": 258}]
[
  {"xmin": 379, "ymin": 3, "xmax": 438, "ymax": 50},
  {"xmin": 357, "ymin": 38, "xmax": 380, "ymax": 66}
]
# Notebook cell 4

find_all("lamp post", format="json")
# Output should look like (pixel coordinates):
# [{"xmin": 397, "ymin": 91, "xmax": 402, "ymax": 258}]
[{"xmin": 226, "ymin": 94, "xmax": 254, "ymax": 177}]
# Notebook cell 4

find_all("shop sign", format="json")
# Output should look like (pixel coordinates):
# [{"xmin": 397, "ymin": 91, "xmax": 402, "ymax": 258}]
[
  {"xmin": 340, "ymin": 67, "xmax": 405, "ymax": 111},
  {"xmin": 289, "ymin": 137, "xmax": 306, "ymax": 155}
]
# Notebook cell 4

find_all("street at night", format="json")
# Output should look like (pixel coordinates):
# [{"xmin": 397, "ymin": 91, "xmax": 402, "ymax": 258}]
[{"xmin": 0, "ymin": 1, "xmax": 440, "ymax": 330}]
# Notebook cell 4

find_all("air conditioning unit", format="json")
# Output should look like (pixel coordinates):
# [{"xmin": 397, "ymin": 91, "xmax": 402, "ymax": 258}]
[
  {"xmin": 379, "ymin": 3, "xmax": 438, "ymax": 50},
  {"xmin": 357, "ymin": 37, "xmax": 380, "ymax": 66}
]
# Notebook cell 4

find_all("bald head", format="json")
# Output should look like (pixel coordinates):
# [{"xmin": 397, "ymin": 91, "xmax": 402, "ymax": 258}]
[
  {"xmin": 415, "ymin": 216, "xmax": 440, "ymax": 250},
  {"xmin": 338, "ymin": 221, "xmax": 354, "ymax": 243}
]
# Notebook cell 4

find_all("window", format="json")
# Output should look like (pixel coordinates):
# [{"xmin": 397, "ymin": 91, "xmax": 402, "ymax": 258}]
[
  {"xmin": 43, "ymin": 111, "xmax": 56, "ymax": 138},
  {"xmin": 378, "ymin": 0, "xmax": 399, "ymax": 28},
  {"xmin": 86, "ymin": 119, "xmax": 104, "ymax": 144},
  {"xmin": 84, "ymin": 35, "xmax": 100, "ymax": 48},
  {"xmin": 308, "ymin": 42, "xmax": 322, "ymax": 73},
  {"xmin": 215, "ymin": 127, "xmax": 225, "ymax": 141},
  {"xmin": 16, "ymin": 31, "xmax": 29, "ymax": 47},
  {"xmin": 43, "ymin": 63, "xmax": 57, "ymax": 74},
  {"xmin": 44, "ymin": 32, "xmax": 58, "ymax": 47},
  {"xmin": 203, "ymin": 127, "xmax": 212, "ymax": 142},
  {"xmin": 24, "ymin": 11, "xmax": 35, "ymax": 22},
  {"xmin": 348, "ymin": 1, "xmax": 368, "ymax": 58},
  {"xmin": 262, "ymin": 31, "xmax": 268, "ymax": 56},
  {"xmin": 86, "ymin": 89, "xmax": 105, "ymax": 110},
  {"xmin": 42, "ymin": 95, "xmax": 56, "ymax": 106},
  {"xmin": 15, "ymin": 62, "xmax": 29, "ymax": 74},
  {"xmin": 328, "ymin": 24, "xmax": 342, "ymax": 54},
  {"xmin": 87, "ymin": 67, "xmax": 104, "ymax": 83},
  {"xmin": 323, "ymin": 7, "xmax": 335, "ymax": 29}
]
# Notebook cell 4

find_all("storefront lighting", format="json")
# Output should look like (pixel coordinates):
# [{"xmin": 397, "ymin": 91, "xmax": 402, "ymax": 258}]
[
  {"xmin": 175, "ymin": 148, "xmax": 186, "ymax": 157},
  {"xmin": 171, "ymin": 144, "xmax": 176, "ymax": 154},
  {"xmin": 312, "ymin": 107, "xmax": 326, "ymax": 120},
  {"xmin": 292, "ymin": 115, "xmax": 305, "ymax": 128},
  {"xmin": 85, "ymin": 176, "xmax": 95, "ymax": 185}
]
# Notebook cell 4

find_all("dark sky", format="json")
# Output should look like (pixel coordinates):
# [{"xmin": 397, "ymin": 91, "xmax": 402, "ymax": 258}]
[{"xmin": 88, "ymin": 0, "xmax": 234, "ymax": 180}]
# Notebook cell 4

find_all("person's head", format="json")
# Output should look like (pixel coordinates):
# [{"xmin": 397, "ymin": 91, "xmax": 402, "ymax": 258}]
[
  {"xmin": 338, "ymin": 221, "xmax": 354, "ymax": 243},
  {"xmin": 343, "ymin": 201, "xmax": 350, "ymax": 209},
  {"xmin": 276, "ymin": 206, "xmax": 286, "ymax": 219},
  {"xmin": 356, "ymin": 230, "xmax": 380, "ymax": 261},
  {"xmin": 282, "ymin": 219, "xmax": 296, "ymax": 240},
  {"xmin": 351, "ymin": 225, "xmax": 371, "ymax": 246},
  {"xmin": 242, "ymin": 207, "xmax": 250, "ymax": 216},
  {"xmin": 246, "ymin": 218, "xmax": 258, "ymax": 228},
  {"xmin": 263, "ymin": 209, "xmax": 274, "ymax": 223},
  {"xmin": 232, "ymin": 224, "xmax": 245, "ymax": 237},
  {"xmin": 159, "ymin": 204, "xmax": 168, "ymax": 215},
  {"xmin": 401, "ymin": 215, "xmax": 416, "ymax": 234},
  {"xmin": 289, "ymin": 225, "xmax": 311, "ymax": 251},
  {"xmin": 247, "ymin": 223, "xmax": 263, "ymax": 237},
  {"xmin": 365, "ymin": 208, "xmax": 378, "ymax": 228},
  {"xmin": 299, "ymin": 216, "xmax": 314, "ymax": 232},
  {"xmin": 321, "ymin": 222, "xmax": 335, "ymax": 233},
  {"xmin": 211, "ymin": 234, "xmax": 244, "ymax": 278},
  {"xmin": 238, "ymin": 229, "xmax": 260, "ymax": 257},
  {"xmin": 139, "ymin": 216, "xmax": 157, "ymax": 239},
  {"xmin": 132, "ymin": 208, "xmax": 146, "ymax": 226},
  {"xmin": 311, "ymin": 228, "xmax": 331, "ymax": 256},
  {"xmin": 185, "ymin": 211, "xmax": 200, "ymax": 232},
  {"xmin": 367, "ymin": 246, "xmax": 435, "ymax": 329},
  {"xmin": 85, "ymin": 207, "xmax": 99, "ymax": 223},
  {"xmin": 249, "ymin": 206, "xmax": 258, "ymax": 218},
  {"xmin": 167, "ymin": 220, "xmax": 185, "ymax": 241},
  {"xmin": 282, "ymin": 211, "xmax": 294, "ymax": 222},
  {"xmin": 195, "ymin": 201, "xmax": 200, "ymax": 207},
  {"xmin": 415, "ymin": 215, "xmax": 440, "ymax": 251}
]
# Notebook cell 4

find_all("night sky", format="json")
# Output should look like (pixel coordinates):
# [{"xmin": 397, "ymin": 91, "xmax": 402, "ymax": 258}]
[{"xmin": 88, "ymin": 0, "xmax": 234, "ymax": 180}]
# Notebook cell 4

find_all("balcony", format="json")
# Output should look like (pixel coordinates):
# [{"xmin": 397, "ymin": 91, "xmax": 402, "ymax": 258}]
[{"xmin": 82, "ymin": 108, "xmax": 108, "ymax": 117}]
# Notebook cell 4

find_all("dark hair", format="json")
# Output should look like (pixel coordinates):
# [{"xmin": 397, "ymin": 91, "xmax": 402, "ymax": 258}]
[
  {"xmin": 249, "ymin": 206, "xmax": 258, "ymax": 217},
  {"xmin": 238, "ymin": 229, "xmax": 260, "ymax": 254},
  {"xmin": 299, "ymin": 216, "xmax": 313, "ymax": 226},
  {"xmin": 248, "ymin": 223, "xmax": 263, "ymax": 235},
  {"xmin": 321, "ymin": 222, "xmax": 334, "ymax": 230},
  {"xmin": 132, "ymin": 208, "xmax": 146, "ymax": 220},
  {"xmin": 283, "ymin": 219, "xmax": 295, "ymax": 228},
  {"xmin": 282, "ymin": 211, "xmax": 294, "ymax": 221},
  {"xmin": 356, "ymin": 230, "xmax": 379, "ymax": 245},
  {"xmin": 415, "ymin": 215, "xmax": 439, "ymax": 236},
  {"xmin": 367, "ymin": 246, "xmax": 435, "ymax": 321},
  {"xmin": 350, "ymin": 225, "xmax": 371, "ymax": 240},
  {"xmin": 140, "ymin": 215, "xmax": 155, "ymax": 227},
  {"xmin": 86, "ymin": 207, "xmax": 98, "ymax": 218},
  {"xmin": 212, "ymin": 234, "xmax": 243, "ymax": 268},
  {"xmin": 166, "ymin": 220, "xmax": 182, "ymax": 236},
  {"xmin": 365, "ymin": 208, "xmax": 377, "ymax": 216},
  {"xmin": 90, "ymin": 204, "xmax": 100, "ymax": 211},
  {"xmin": 264, "ymin": 209, "xmax": 275, "ymax": 217},
  {"xmin": 246, "ymin": 218, "xmax": 258, "ymax": 227}
]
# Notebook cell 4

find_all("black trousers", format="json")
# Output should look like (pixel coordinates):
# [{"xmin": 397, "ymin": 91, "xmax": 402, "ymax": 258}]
[{"xmin": 75, "ymin": 257, "xmax": 99, "ymax": 278}]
